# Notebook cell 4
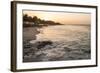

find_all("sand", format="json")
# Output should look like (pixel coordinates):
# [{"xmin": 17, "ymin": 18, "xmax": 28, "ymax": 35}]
[{"xmin": 23, "ymin": 27, "xmax": 40, "ymax": 41}]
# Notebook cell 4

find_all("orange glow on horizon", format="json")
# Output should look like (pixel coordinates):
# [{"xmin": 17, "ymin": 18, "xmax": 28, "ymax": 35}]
[{"xmin": 23, "ymin": 11, "xmax": 91, "ymax": 25}]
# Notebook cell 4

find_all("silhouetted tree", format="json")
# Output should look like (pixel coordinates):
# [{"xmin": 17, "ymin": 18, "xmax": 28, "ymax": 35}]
[
  {"xmin": 23, "ymin": 14, "xmax": 63, "ymax": 27},
  {"xmin": 28, "ymin": 16, "xmax": 33, "ymax": 22},
  {"xmin": 32, "ymin": 16, "xmax": 39, "ymax": 25},
  {"xmin": 23, "ymin": 14, "xmax": 28, "ymax": 21}
]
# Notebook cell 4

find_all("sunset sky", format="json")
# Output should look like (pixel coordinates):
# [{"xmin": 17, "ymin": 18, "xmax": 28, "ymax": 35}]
[{"xmin": 23, "ymin": 11, "xmax": 91, "ymax": 25}]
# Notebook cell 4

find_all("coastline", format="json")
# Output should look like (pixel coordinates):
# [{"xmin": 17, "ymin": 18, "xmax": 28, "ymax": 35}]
[
  {"xmin": 23, "ymin": 25, "xmax": 91, "ymax": 62},
  {"xmin": 23, "ymin": 27, "xmax": 40, "ymax": 41}
]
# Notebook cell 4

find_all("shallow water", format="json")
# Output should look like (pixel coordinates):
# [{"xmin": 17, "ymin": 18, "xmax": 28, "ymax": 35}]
[
  {"xmin": 32, "ymin": 25, "xmax": 90, "ymax": 42},
  {"xmin": 23, "ymin": 25, "xmax": 91, "ymax": 62}
]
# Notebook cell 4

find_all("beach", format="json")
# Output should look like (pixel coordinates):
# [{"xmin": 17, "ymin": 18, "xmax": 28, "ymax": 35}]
[{"xmin": 23, "ymin": 25, "xmax": 91, "ymax": 62}]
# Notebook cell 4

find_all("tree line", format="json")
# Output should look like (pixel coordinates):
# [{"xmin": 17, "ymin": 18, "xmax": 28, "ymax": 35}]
[{"xmin": 23, "ymin": 14, "xmax": 63, "ymax": 27}]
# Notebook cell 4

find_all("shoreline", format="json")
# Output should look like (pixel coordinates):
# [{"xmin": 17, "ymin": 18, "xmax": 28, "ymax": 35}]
[
  {"xmin": 23, "ymin": 25, "xmax": 90, "ymax": 62},
  {"xmin": 23, "ymin": 27, "xmax": 40, "ymax": 41}
]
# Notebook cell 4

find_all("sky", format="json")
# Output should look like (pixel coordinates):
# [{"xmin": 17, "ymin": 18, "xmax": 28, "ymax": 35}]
[{"xmin": 23, "ymin": 10, "xmax": 91, "ymax": 25}]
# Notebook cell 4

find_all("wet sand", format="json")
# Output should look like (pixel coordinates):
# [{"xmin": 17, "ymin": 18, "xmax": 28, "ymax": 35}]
[{"xmin": 23, "ymin": 27, "xmax": 40, "ymax": 41}]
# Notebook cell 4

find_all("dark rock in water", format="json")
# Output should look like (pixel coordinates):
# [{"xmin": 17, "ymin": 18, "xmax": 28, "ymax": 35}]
[
  {"xmin": 24, "ymin": 43, "xmax": 33, "ymax": 48},
  {"xmin": 36, "ymin": 41, "xmax": 53, "ymax": 49},
  {"xmin": 81, "ymin": 48, "xmax": 91, "ymax": 54},
  {"xmin": 64, "ymin": 47, "xmax": 72, "ymax": 52}
]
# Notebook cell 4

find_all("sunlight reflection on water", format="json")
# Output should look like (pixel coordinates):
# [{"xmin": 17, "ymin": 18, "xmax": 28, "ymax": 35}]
[
  {"xmin": 36, "ymin": 25, "xmax": 90, "ymax": 42},
  {"xmin": 24, "ymin": 25, "xmax": 91, "ymax": 62}
]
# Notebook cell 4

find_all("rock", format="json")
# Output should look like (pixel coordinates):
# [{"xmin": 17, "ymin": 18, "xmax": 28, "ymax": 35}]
[
  {"xmin": 64, "ymin": 47, "xmax": 72, "ymax": 52},
  {"xmin": 36, "ymin": 41, "xmax": 53, "ymax": 49},
  {"xmin": 23, "ymin": 41, "xmax": 33, "ymax": 49},
  {"xmin": 44, "ymin": 48, "xmax": 65, "ymax": 59}
]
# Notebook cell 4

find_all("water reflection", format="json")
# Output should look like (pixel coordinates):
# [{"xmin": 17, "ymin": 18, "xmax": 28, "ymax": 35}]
[
  {"xmin": 23, "ymin": 24, "xmax": 91, "ymax": 62},
  {"xmin": 36, "ymin": 25, "xmax": 90, "ymax": 42}
]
